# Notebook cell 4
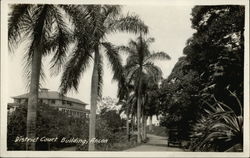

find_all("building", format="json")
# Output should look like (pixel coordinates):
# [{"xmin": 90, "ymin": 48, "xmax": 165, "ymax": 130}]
[{"xmin": 8, "ymin": 88, "xmax": 89, "ymax": 117}]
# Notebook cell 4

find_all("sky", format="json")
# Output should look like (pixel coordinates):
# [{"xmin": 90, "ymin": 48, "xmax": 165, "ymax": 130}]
[{"xmin": 7, "ymin": 5, "xmax": 196, "ymax": 109}]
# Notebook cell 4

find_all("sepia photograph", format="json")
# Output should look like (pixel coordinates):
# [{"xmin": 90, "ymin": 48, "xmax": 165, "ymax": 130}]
[{"xmin": 1, "ymin": 0, "xmax": 249, "ymax": 157}]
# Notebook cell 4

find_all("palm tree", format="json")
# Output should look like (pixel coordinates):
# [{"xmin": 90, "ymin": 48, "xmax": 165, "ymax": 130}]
[
  {"xmin": 59, "ymin": 5, "xmax": 148, "ymax": 151},
  {"xmin": 120, "ymin": 35, "xmax": 170, "ymax": 143},
  {"xmin": 117, "ymin": 80, "xmax": 136, "ymax": 141},
  {"xmin": 8, "ymin": 4, "xmax": 80, "ymax": 150}
]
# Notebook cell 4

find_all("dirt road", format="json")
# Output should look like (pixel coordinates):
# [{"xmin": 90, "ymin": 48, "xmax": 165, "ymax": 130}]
[{"xmin": 125, "ymin": 134, "xmax": 183, "ymax": 151}]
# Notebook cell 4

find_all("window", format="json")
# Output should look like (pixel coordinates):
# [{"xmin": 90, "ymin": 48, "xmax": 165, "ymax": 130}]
[
  {"xmin": 51, "ymin": 100, "xmax": 55, "ymax": 104},
  {"xmin": 62, "ymin": 101, "xmax": 66, "ymax": 105},
  {"xmin": 67, "ymin": 101, "xmax": 72, "ymax": 106}
]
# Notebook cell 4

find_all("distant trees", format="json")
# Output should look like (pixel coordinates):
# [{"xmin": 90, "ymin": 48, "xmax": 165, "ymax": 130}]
[{"xmin": 159, "ymin": 5, "xmax": 245, "ymax": 151}]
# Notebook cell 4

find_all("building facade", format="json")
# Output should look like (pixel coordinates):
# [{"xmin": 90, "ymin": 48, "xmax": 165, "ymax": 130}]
[{"xmin": 8, "ymin": 88, "xmax": 89, "ymax": 117}]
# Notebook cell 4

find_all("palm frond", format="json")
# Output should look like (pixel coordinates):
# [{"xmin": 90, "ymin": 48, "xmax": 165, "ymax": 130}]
[
  {"xmin": 22, "ymin": 54, "xmax": 45, "ymax": 91},
  {"xmin": 60, "ymin": 4, "xmax": 90, "ymax": 27},
  {"xmin": 26, "ymin": 5, "xmax": 49, "ymax": 58},
  {"xmin": 146, "ymin": 37, "xmax": 155, "ymax": 44},
  {"xmin": 8, "ymin": 4, "xmax": 31, "ymax": 51},
  {"xmin": 143, "ymin": 62, "xmax": 162, "ymax": 82},
  {"xmin": 137, "ymin": 35, "xmax": 150, "ymax": 63},
  {"xmin": 124, "ymin": 64, "xmax": 140, "ymax": 84},
  {"xmin": 102, "ymin": 42, "xmax": 123, "ymax": 81},
  {"xmin": 61, "ymin": 5, "xmax": 94, "ymax": 44},
  {"xmin": 102, "ymin": 5, "xmax": 122, "ymax": 27},
  {"xmin": 42, "ymin": 5, "xmax": 55, "ymax": 38},
  {"xmin": 109, "ymin": 14, "xmax": 148, "ymax": 34},
  {"xmin": 124, "ymin": 60, "xmax": 139, "ymax": 72},
  {"xmin": 49, "ymin": 6, "xmax": 73, "ymax": 75},
  {"xmin": 103, "ymin": 5, "xmax": 121, "ymax": 17},
  {"xmin": 126, "ymin": 54, "xmax": 139, "ymax": 67},
  {"xmin": 59, "ymin": 45, "xmax": 92, "ymax": 94},
  {"xmin": 117, "ymin": 45, "xmax": 137, "ymax": 55},
  {"xmin": 84, "ymin": 5, "xmax": 107, "ymax": 40},
  {"xmin": 128, "ymin": 39, "xmax": 139, "ymax": 51},
  {"xmin": 146, "ymin": 51, "xmax": 171, "ymax": 62}
]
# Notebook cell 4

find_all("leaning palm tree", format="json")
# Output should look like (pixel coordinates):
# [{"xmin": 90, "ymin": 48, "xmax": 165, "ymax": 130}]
[
  {"xmin": 8, "ymin": 4, "xmax": 79, "ymax": 150},
  {"xmin": 59, "ymin": 5, "xmax": 148, "ymax": 151},
  {"xmin": 120, "ymin": 35, "xmax": 170, "ymax": 143}
]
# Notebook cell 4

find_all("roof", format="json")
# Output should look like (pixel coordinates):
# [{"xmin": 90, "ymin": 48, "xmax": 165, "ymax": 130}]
[{"xmin": 12, "ymin": 91, "xmax": 87, "ymax": 105}]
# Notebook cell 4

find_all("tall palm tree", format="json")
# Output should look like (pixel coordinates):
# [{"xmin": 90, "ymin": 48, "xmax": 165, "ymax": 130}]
[
  {"xmin": 59, "ymin": 5, "xmax": 148, "ymax": 151},
  {"xmin": 120, "ymin": 35, "xmax": 170, "ymax": 143},
  {"xmin": 8, "ymin": 4, "xmax": 78, "ymax": 150}
]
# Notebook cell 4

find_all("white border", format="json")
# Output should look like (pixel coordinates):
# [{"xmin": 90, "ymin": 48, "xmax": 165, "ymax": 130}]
[{"xmin": 1, "ymin": 0, "xmax": 249, "ymax": 157}]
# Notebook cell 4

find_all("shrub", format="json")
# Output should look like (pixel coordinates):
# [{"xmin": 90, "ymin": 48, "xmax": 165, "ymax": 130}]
[
  {"xmin": 7, "ymin": 103, "xmax": 89, "ymax": 150},
  {"xmin": 189, "ymin": 93, "xmax": 243, "ymax": 152},
  {"xmin": 77, "ymin": 109, "xmax": 128, "ymax": 151},
  {"xmin": 146, "ymin": 125, "xmax": 167, "ymax": 137}
]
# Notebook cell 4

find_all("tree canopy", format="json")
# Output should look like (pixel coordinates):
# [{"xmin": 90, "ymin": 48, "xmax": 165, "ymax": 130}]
[{"xmin": 159, "ymin": 5, "xmax": 245, "ymax": 151}]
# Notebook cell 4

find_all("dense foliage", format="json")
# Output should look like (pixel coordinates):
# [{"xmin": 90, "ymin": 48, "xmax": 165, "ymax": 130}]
[
  {"xmin": 8, "ymin": 102, "xmax": 134, "ymax": 151},
  {"xmin": 189, "ymin": 91, "xmax": 243, "ymax": 151},
  {"xmin": 99, "ymin": 108, "xmax": 126, "ymax": 132},
  {"xmin": 159, "ymin": 60, "xmax": 201, "ymax": 140},
  {"xmin": 159, "ymin": 5, "xmax": 244, "ymax": 151},
  {"xmin": 77, "ymin": 101, "xmax": 135, "ymax": 151},
  {"xmin": 8, "ymin": 103, "xmax": 88, "ymax": 150}
]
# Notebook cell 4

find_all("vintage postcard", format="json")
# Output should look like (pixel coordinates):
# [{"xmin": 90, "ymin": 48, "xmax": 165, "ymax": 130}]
[{"xmin": 1, "ymin": 0, "xmax": 249, "ymax": 157}]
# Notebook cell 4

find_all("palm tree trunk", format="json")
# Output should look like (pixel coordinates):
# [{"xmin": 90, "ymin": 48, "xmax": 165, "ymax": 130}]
[
  {"xmin": 126, "ymin": 108, "xmax": 130, "ymax": 141},
  {"xmin": 137, "ymin": 66, "xmax": 143, "ymax": 143},
  {"xmin": 26, "ymin": 46, "xmax": 42, "ymax": 150},
  {"xmin": 141, "ymin": 111, "xmax": 147, "ymax": 142},
  {"xmin": 137, "ymin": 86, "xmax": 142, "ymax": 143},
  {"xmin": 143, "ymin": 116, "xmax": 147, "ymax": 141},
  {"xmin": 149, "ymin": 115, "xmax": 153, "ymax": 132},
  {"xmin": 88, "ymin": 46, "xmax": 100, "ymax": 151},
  {"xmin": 131, "ymin": 115, "xmax": 134, "ymax": 134},
  {"xmin": 141, "ymin": 112, "xmax": 145, "ymax": 141}
]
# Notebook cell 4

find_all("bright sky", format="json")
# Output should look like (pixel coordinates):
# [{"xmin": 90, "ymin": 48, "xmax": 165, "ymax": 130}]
[{"xmin": 7, "ymin": 5, "xmax": 195, "ymax": 109}]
